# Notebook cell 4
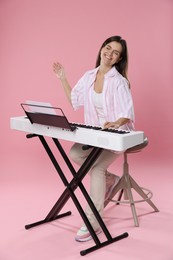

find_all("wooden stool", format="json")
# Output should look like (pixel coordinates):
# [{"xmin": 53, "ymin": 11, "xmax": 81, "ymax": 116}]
[{"xmin": 104, "ymin": 137, "xmax": 159, "ymax": 226}]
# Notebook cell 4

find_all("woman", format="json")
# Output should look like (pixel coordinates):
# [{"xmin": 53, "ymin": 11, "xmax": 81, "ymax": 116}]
[{"xmin": 53, "ymin": 35, "xmax": 135, "ymax": 242}]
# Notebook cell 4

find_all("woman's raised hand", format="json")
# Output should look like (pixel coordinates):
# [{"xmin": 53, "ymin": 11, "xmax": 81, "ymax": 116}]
[{"xmin": 53, "ymin": 62, "xmax": 66, "ymax": 80}]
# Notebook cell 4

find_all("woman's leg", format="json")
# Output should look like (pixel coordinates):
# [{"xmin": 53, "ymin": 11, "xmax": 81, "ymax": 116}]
[
  {"xmin": 69, "ymin": 143, "xmax": 91, "ymax": 166},
  {"xmin": 70, "ymin": 143, "xmax": 120, "ymax": 229},
  {"xmin": 85, "ymin": 149, "xmax": 120, "ymax": 228}
]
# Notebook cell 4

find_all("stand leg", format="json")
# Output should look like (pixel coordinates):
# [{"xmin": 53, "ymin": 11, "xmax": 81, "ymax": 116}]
[
  {"xmin": 80, "ymin": 232, "xmax": 128, "ymax": 256},
  {"xmin": 25, "ymin": 134, "xmax": 129, "ymax": 255}
]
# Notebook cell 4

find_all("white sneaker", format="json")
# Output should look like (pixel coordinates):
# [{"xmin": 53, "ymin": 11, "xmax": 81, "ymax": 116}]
[{"xmin": 75, "ymin": 226, "xmax": 101, "ymax": 242}]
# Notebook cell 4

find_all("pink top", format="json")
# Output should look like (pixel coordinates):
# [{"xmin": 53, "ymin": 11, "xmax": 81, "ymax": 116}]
[{"xmin": 71, "ymin": 66, "xmax": 135, "ymax": 131}]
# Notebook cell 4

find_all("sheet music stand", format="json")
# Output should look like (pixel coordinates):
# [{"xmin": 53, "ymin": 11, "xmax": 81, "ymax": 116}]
[
  {"xmin": 21, "ymin": 103, "xmax": 128, "ymax": 256},
  {"xmin": 21, "ymin": 103, "xmax": 76, "ymax": 131}
]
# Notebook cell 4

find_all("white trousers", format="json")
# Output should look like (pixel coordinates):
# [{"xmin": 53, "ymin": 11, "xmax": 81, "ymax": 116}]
[{"xmin": 69, "ymin": 143, "xmax": 121, "ymax": 229}]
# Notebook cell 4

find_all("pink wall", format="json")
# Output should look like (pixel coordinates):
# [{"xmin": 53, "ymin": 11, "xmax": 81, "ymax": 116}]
[{"xmin": 1, "ymin": 0, "xmax": 173, "ymax": 163}]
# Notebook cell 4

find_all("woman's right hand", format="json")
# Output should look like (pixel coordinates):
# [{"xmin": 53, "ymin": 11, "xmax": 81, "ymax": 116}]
[
  {"xmin": 53, "ymin": 62, "xmax": 72, "ymax": 103},
  {"xmin": 53, "ymin": 62, "xmax": 66, "ymax": 80}
]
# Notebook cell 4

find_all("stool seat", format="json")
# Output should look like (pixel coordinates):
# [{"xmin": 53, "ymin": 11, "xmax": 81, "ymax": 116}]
[
  {"xmin": 104, "ymin": 137, "xmax": 159, "ymax": 226},
  {"xmin": 126, "ymin": 137, "xmax": 148, "ymax": 153}
]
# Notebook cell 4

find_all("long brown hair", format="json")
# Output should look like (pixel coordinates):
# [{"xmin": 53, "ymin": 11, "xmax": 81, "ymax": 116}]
[{"xmin": 95, "ymin": 36, "xmax": 129, "ymax": 80}]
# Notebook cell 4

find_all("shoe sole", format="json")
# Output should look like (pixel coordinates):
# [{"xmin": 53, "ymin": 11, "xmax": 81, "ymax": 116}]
[{"xmin": 75, "ymin": 230, "xmax": 102, "ymax": 242}]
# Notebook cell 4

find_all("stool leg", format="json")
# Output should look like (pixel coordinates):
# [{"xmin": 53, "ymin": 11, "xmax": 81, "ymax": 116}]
[
  {"xmin": 129, "ymin": 176, "xmax": 159, "ymax": 212},
  {"xmin": 106, "ymin": 153, "xmax": 159, "ymax": 226},
  {"xmin": 123, "ymin": 154, "xmax": 129, "ymax": 200},
  {"xmin": 124, "ymin": 169, "xmax": 139, "ymax": 227},
  {"xmin": 116, "ymin": 189, "xmax": 124, "ymax": 205}
]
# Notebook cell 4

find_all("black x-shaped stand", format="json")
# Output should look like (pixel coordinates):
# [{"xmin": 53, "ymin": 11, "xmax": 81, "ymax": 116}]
[{"xmin": 25, "ymin": 134, "xmax": 128, "ymax": 256}]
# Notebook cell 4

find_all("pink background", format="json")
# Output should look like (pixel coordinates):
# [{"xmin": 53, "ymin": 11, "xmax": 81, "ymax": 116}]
[
  {"xmin": 1, "ymin": 1, "xmax": 173, "ymax": 259},
  {"xmin": 1, "ymin": 0, "xmax": 173, "ymax": 161}
]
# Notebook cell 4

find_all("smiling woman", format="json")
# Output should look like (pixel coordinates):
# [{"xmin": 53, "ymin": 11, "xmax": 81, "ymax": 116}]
[
  {"xmin": 100, "ymin": 41, "xmax": 122, "ymax": 68},
  {"xmin": 95, "ymin": 36, "xmax": 129, "ymax": 80},
  {"xmin": 94, "ymin": 41, "xmax": 123, "ymax": 94},
  {"xmin": 53, "ymin": 35, "xmax": 135, "ymax": 242},
  {"xmin": 1, "ymin": 0, "xmax": 173, "ymax": 258}
]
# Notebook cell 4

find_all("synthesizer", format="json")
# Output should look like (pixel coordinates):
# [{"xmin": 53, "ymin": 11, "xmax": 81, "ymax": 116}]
[{"xmin": 10, "ymin": 116, "xmax": 144, "ymax": 152}]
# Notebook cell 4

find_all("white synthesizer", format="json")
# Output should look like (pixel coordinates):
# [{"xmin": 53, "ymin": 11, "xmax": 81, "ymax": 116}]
[{"xmin": 10, "ymin": 116, "xmax": 145, "ymax": 152}]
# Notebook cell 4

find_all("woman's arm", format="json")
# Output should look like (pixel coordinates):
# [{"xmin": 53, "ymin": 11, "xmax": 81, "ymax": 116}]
[{"xmin": 53, "ymin": 62, "xmax": 72, "ymax": 104}]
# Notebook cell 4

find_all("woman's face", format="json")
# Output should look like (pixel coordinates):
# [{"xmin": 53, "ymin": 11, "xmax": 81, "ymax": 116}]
[{"xmin": 100, "ymin": 41, "xmax": 122, "ymax": 67}]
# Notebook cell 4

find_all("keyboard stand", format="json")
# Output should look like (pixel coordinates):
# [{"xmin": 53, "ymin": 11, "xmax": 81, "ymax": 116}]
[{"xmin": 25, "ymin": 133, "xmax": 128, "ymax": 256}]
